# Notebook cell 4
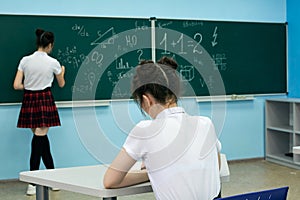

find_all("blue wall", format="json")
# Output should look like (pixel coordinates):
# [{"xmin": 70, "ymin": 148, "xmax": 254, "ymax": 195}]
[
  {"xmin": 0, "ymin": 0, "xmax": 287, "ymax": 180},
  {"xmin": 287, "ymin": 0, "xmax": 300, "ymax": 97}
]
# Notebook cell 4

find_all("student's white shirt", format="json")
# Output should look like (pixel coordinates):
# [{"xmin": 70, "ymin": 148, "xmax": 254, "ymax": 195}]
[
  {"xmin": 123, "ymin": 107, "xmax": 221, "ymax": 200},
  {"xmin": 18, "ymin": 51, "xmax": 62, "ymax": 90}
]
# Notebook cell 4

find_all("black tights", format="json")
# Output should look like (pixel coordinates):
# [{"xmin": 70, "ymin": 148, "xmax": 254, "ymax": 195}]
[
  {"xmin": 30, "ymin": 135, "xmax": 54, "ymax": 171},
  {"xmin": 213, "ymin": 190, "xmax": 222, "ymax": 199}
]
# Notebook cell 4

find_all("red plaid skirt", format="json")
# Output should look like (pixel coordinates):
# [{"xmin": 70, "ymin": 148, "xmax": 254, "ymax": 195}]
[{"xmin": 17, "ymin": 88, "xmax": 61, "ymax": 128}]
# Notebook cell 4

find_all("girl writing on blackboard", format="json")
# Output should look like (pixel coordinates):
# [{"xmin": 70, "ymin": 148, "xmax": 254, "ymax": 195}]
[
  {"xmin": 104, "ymin": 57, "xmax": 221, "ymax": 200},
  {"xmin": 13, "ymin": 28, "xmax": 65, "ymax": 195}
]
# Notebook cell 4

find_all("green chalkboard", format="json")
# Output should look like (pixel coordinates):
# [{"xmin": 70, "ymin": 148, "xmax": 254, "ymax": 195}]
[
  {"xmin": 155, "ymin": 18, "xmax": 287, "ymax": 97},
  {"xmin": 0, "ymin": 15, "xmax": 287, "ymax": 103},
  {"xmin": 0, "ymin": 14, "xmax": 151, "ymax": 103}
]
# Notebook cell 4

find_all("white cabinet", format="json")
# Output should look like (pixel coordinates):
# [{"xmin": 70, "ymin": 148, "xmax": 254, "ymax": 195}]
[{"xmin": 265, "ymin": 98, "xmax": 300, "ymax": 169}]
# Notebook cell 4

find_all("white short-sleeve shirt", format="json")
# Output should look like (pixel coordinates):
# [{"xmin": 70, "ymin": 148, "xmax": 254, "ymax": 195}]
[
  {"xmin": 123, "ymin": 107, "xmax": 221, "ymax": 200},
  {"xmin": 18, "ymin": 51, "xmax": 62, "ymax": 90}
]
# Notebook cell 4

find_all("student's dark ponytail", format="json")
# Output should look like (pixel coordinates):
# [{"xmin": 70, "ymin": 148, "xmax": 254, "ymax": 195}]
[
  {"xmin": 157, "ymin": 56, "xmax": 178, "ymax": 70},
  {"xmin": 35, "ymin": 28, "xmax": 54, "ymax": 48}
]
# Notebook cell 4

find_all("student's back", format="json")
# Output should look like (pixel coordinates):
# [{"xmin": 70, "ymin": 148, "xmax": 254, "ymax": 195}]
[
  {"xmin": 124, "ymin": 107, "xmax": 221, "ymax": 200},
  {"xmin": 103, "ymin": 57, "xmax": 221, "ymax": 200}
]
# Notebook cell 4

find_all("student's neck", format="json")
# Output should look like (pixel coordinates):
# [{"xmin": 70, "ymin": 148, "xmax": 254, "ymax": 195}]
[
  {"xmin": 150, "ymin": 103, "xmax": 178, "ymax": 119},
  {"xmin": 37, "ymin": 47, "xmax": 51, "ymax": 54},
  {"xmin": 37, "ymin": 48, "xmax": 47, "ymax": 53},
  {"xmin": 165, "ymin": 102, "xmax": 177, "ymax": 109}
]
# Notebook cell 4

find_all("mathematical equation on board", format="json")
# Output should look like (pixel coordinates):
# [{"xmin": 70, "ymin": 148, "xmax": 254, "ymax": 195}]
[
  {"xmin": 57, "ymin": 21, "xmax": 228, "ymax": 99},
  {"xmin": 57, "ymin": 20, "xmax": 149, "ymax": 67},
  {"xmin": 59, "ymin": 21, "xmax": 149, "ymax": 99},
  {"xmin": 156, "ymin": 23, "xmax": 228, "ymax": 93},
  {"xmin": 156, "ymin": 20, "xmax": 219, "ymax": 53}
]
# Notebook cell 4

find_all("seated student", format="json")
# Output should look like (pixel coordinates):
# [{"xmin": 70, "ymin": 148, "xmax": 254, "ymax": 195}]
[{"xmin": 103, "ymin": 57, "xmax": 221, "ymax": 200}]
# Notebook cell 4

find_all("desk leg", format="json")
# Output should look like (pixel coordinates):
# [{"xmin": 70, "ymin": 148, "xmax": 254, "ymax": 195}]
[
  {"xmin": 103, "ymin": 197, "xmax": 117, "ymax": 200},
  {"xmin": 36, "ymin": 185, "xmax": 49, "ymax": 200}
]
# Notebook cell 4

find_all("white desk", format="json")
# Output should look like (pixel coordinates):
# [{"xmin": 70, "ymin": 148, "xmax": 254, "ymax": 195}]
[
  {"xmin": 19, "ymin": 164, "xmax": 152, "ymax": 200},
  {"xmin": 19, "ymin": 154, "xmax": 230, "ymax": 200}
]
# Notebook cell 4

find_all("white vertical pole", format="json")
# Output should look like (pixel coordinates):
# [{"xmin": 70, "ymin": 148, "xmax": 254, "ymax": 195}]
[{"xmin": 150, "ymin": 17, "xmax": 156, "ymax": 62}]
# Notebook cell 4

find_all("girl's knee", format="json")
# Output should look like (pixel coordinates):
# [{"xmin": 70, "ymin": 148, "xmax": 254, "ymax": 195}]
[{"xmin": 34, "ymin": 127, "xmax": 49, "ymax": 136}]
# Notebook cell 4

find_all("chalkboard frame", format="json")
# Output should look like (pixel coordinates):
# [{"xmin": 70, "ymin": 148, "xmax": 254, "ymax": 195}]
[{"xmin": 0, "ymin": 14, "xmax": 287, "ymax": 105}]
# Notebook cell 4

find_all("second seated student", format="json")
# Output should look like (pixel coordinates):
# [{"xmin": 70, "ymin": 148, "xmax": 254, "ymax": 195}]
[{"xmin": 104, "ymin": 56, "xmax": 221, "ymax": 200}]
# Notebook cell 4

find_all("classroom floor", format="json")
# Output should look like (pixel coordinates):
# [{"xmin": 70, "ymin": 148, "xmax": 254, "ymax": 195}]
[{"xmin": 0, "ymin": 159, "xmax": 299, "ymax": 200}]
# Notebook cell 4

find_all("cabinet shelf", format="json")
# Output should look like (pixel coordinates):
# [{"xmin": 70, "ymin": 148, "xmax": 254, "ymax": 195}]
[
  {"xmin": 266, "ymin": 154, "xmax": 294, "ymax": 163},
  {"xmin": 265, "ymin": 99, "xmax": 300, "ymax": 169},
  {"xmin": 267, "ymin": 126, "xmax": 293, "ymax": 133}
]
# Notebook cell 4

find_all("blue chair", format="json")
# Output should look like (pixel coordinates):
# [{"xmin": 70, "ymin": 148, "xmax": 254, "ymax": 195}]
[{"xmin": 216, "ymin": 186, "xmax": 289, "ymax": 200}]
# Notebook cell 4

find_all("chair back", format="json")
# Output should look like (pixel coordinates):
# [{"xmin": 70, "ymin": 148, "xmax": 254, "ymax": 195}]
[{"xmin": 217, "ymin": 186, "xmax": 288, "ymax": 200}]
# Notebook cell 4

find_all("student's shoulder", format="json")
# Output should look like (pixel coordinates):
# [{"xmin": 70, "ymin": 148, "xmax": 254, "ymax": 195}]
[
  {"xmin": 131, "ymin": 119, "xmax": 164, "ymax": 135},
  {"xmin": 134, "ymin": 119, "xmax": 153, "ymax": 129},
  {"xmin": 128, "ymin": 120, "xmax": 151, "ymax": 138},
  {"xmin": 46, "ymin": 54, "xmax": 59, "ymax": 62},
  {"xmin": 21, "ymin": 53, "xmax": 34, "ymax": 61},
  {"xmin": 44, "ymin": 55, "xmax": 60, "ymax": 66},
  {"xmin": 19, "ymin": 54, "xmax": 34, "ymax": 65},
  {"xmin": 189, "ymin": 115, "xmax": 213, "ymax": 126},
  {"xmin": 198, "ymin": 115, "xmax": 212, "ymax": 122}
]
